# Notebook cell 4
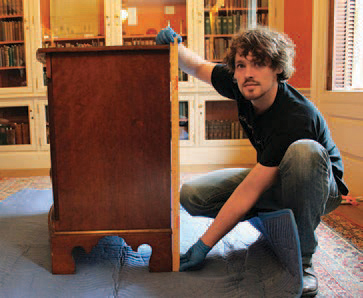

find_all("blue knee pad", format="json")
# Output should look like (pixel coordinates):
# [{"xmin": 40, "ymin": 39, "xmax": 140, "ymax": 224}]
[{"xmin": 249, "ymin": 209, "xmax": 303, "ymax": 297}]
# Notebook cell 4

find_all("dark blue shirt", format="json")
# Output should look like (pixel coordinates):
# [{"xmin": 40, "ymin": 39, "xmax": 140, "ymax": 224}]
[{"xmin": 211, "ymin": 64, "xmax": 348, "ymax": 195}]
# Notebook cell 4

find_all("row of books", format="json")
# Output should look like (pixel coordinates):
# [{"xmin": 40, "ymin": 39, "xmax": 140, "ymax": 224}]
[
  {"xmin": 205, "ymin": 37, "xmax": 232, "ymax": 61},
  {"xmin": 257, "ymin": 12, "xmax": 268, "ymax": 25},
  {"xmin": 205, "ymin": 0, "xmax": 248, "ymax": 8},
  {"xmin": 205, "ymin": 0, "xmax": 268, "ymax": 9},
  {"xmin": 206, "ymin": 120, "xmax": 247, "ymax": 140},
  {"xmin": 205, "ymin": 11, "xmax": 268, "ymax": 35},
  {"xmin": 0, "ymin": 20, "xmax": 23, "ymax": 41},
  {"xmin": 43, "ymin": 40, "xmax": 105, "ymax": 48},
  {"xmin": 0, "ymin": 123, "xmax": 30, "ymax": 145},
  {"xmin": 205, "ymin": 13, "xmax": 247, "ymax": 35},
  {"xmin": 0, "ymin": 0, "xmax": 23, "ymax": 16},
  {"xmin": 257, "ymin": 0, "xmax": 269, "ymax": 7},
  {"xmin": 0, "ymin": 44, "xmax": 24, "ymax": 67},
  {"xmin": 123, "ymin": 39, "xmax": 156, "ymax": 46}
]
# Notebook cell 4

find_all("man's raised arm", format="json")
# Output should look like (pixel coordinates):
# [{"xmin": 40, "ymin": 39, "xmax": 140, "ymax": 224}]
[{"xmin": 156, "ymin": 27, "xmax": 215, "ymax": 85}]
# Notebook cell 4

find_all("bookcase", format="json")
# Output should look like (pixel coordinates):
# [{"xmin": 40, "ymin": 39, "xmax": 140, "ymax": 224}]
[
  {"xmin": 0, "ymin": 0, "xmax": 291, "ymax": 172},
  {"xmin": 0, "ymin": 0, "xmax": 28, "ymax": 89}
]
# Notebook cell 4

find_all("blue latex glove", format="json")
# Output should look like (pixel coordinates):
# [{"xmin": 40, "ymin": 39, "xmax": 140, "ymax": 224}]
[
  {"xmin": 180, "ymin": 238, "xmax": 212, "ymax": 271},
  {"xmin": 156, "ymin": 27, "xmax": 182, "ymax": 45}
]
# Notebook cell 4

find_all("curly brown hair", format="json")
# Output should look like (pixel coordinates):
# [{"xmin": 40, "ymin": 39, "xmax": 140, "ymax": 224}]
[{"xmin": 223, "ymin": 27, "xmax": 296, "ymax": 82}]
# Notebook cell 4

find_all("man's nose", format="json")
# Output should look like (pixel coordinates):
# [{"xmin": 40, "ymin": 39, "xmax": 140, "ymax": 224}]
[{"xmin": 245, "ymin": 65, "xmax": 254, "ymax": 78}]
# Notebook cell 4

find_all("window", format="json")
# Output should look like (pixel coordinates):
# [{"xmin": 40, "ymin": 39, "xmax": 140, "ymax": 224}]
[{"xmin": 330, "ymin": 0, "xmax": 363, "ymax": 90}]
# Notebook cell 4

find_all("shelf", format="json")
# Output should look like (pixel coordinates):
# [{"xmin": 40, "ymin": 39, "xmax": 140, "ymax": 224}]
[
  {"xmin": 205, "ymin": 34, "xmax": 234, "ymax": 37},
  {"xmin": 0, "ymin": 40, "xmax": 24, "ymax": 45},
  {"xmin": 0, "ymin": 14, "xmax": 23, "ymax": 19},
  {"xmin": 43, "ymin": 36, "xmax": 105, "ymax": 42},
  {"xmin": 205, "ymin": 7, "xmax": 268, "ymax": 12},
  {"xmin": 123, "ymin": 34, "xmax": 187, "ymax": 39},
  {"xmin": 0, "ymin": 66, "xmax": 26, "ymax": 70}
]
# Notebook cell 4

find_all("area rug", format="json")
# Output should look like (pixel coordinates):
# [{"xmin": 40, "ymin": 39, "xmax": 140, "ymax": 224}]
[
  {"xmin": 0, "ymin": 176, "xmax": 362, "ymax": 297},
  {"xmin": 0, "ymin": 176, "xmax": 52, "ymax": 201},
  {"xmin": 322, "ymin": 211, "xmax": 363, "ymax": 251}
]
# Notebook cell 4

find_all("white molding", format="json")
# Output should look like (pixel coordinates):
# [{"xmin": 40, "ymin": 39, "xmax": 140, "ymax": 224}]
[
  {"xmin": 311, "ymin": 0, "xmax": 330, "ymax": 108},
  {"xmin": 0, "ymin": 151, "xmax": 50, "ymax": 169},
  {"xmin": 269, "ymin": 0, "xmax": 284, "ymax": 32}
]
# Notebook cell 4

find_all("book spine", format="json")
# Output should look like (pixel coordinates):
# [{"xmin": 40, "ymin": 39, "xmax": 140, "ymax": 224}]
[{"xmin": 15, "ymin": 123, "xmax": 22, "ymax": 144}]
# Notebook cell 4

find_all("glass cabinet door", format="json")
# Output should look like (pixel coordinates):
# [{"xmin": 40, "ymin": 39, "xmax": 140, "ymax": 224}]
[
  {"xmin": 179, "ymin": 101, "xmax": 189, "ymax": 140},
  {"xmin": 120, "ymin": 0, "xmax": 188, "ymax": 82},
  {"xmin": 0, "ymin": 0, "xmax": 27, "ymax": 88},
  {"xmin": 204, "ymin": 99, "xmax": 247, "ymax": 141},
  {"xmin": 204, "ymin": 0, "xmax": 269, "ymax": 62},
  {"xmin": 0, "ymin": 105, "xmax": 32, "ymax": 146},
  {"xmin": 38, "ymin": 0, "xmax": 106, "ymax": 87},
  {"xmin": 40, "ymin": 0, "xmax": 106, "ymax": 48}
]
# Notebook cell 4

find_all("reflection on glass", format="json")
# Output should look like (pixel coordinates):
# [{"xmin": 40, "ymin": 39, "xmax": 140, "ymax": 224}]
[
  {"xmin": 45, "ymin": 105, "xmax": 49, "ymax": 144},
  {"xmin": 121, "ymin": 0, "xmax": 188, "ymax": 81},
  {"xmin": 40, "ymin": 0, "xmax": 105, "ymax": 48}
]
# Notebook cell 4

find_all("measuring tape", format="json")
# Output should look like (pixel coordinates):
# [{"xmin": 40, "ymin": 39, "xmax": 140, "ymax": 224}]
[{"xmin": 170, "ymin": 39, "xmax": 180, "ymax": 272}]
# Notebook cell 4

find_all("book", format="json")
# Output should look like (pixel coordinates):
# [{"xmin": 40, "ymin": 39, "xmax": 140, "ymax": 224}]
[
  {"xmin": 221, "ymin": 16, "xmax": 228, "ymax": 34},
  {"xmin": 215, "ymin": 16, "xmax": 222, "ymax": 35},
  {"xmin": 21, "ymin": 123, "xmax": 30, "ymax": 144},
  {"xmin": 205, "ymin": 17, "xmax": 211, "ymax": 35},
  {"xmin": 227, "ymin": 16, "xmax": 233, "ymax": 34},
  {"xmin": 6, "ymin": 127, "xmax": 15, "ymax": 144},
  {"xmin": 14, "ymin": 123, "xmax": 22, "ymax": 144}
]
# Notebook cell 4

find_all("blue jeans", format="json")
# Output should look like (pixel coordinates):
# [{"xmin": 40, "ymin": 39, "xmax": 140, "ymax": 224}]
[{"xmin": 180, "ymin": 140, "xmax": 342, "ymax": 266}]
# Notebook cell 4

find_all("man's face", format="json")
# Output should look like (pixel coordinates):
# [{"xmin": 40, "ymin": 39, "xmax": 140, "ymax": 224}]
[{"xmin": 233, "ymin": 52, "xmax": 282, "ymax": 103}]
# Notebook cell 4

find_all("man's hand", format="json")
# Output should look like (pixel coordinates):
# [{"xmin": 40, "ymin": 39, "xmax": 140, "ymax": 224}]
[
  {"xmin": 156, "ymin": 27, "xmax": 182, "ymax": 45},
  {"xmin": 179, "ymin": 238, "xmax": 211, "ymax": 271}
]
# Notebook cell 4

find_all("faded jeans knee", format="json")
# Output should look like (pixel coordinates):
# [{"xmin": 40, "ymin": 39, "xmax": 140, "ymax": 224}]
[{"xmin": 279, "ymin": 139, "xmax": 335, "ymax": 262}]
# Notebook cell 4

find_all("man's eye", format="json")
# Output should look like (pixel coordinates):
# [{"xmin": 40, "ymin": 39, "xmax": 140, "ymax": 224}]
[
  {"xmin": 254, "ymin": 61, "xmax": 265, "ymax": 67},
  {"xmin": 236, "ymin": 64, "xmax": 245, "ymax": 68}
]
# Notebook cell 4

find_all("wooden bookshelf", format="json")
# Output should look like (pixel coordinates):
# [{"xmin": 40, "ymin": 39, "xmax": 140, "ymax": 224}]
[
  {"xmin": 204, "ymin": 0, "xmax": 269, "ymax": 62},
  {"xmin": 0, "ymin": 0, "xmax": 26, "ymax": 88}
]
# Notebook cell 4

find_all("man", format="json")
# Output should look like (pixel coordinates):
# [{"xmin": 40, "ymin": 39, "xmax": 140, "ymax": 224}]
[{"xmin": 156, "ymin": 27, "xmax": 348, "ymax": 297}]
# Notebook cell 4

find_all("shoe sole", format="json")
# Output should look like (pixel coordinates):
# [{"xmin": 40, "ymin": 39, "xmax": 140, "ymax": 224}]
[{"xmin": 301, "ymin": 289, "xmax": 318, "ymax": 297}]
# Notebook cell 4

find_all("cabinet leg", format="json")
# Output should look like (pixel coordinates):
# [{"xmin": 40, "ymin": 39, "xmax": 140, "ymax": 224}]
[
  {"xmin": 148, "ymin": 234, "xmax": 172, "ymax": 272},
  {"xmin": 50, "ymin": 238, "xmax": 76, "ymax": 274}
]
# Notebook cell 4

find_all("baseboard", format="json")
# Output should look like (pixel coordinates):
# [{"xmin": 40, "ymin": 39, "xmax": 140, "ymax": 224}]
[
  {"xmin": 0, "ymin": 168, "xmax": 50, "ymax": 177},
  {"xmin": 180, "ymin": 164, "xmax": 255, "ymax": 173}
]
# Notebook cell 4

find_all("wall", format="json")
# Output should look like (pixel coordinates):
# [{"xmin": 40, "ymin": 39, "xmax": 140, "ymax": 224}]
[{"xmin": 284, "ymin": 0, "xmax": 313, "ymax": 89}]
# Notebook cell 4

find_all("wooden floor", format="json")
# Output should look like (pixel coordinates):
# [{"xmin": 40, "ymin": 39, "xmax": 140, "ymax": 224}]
[{"xmin": 333, "ymin": 203, "xmax": 363, "ymax": 227}]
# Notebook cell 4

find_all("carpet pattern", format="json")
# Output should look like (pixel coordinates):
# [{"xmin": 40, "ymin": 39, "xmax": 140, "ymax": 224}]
[
  {"xmin": 0, "ymin": 175, "xmax": 362, "ymax": 297},
  {"xmin": 0, "ymin": 176, "xmax": 52, "ymax": 201},
  {"xmin": 322, "ymin": 212, "xmax": 363, "ymax": 251}
]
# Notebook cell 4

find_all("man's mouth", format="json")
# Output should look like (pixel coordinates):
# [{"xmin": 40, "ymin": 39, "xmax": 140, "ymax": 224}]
[{"xmin": 244, "ymin": 83, "xmax": 258, "ymax": 87}]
